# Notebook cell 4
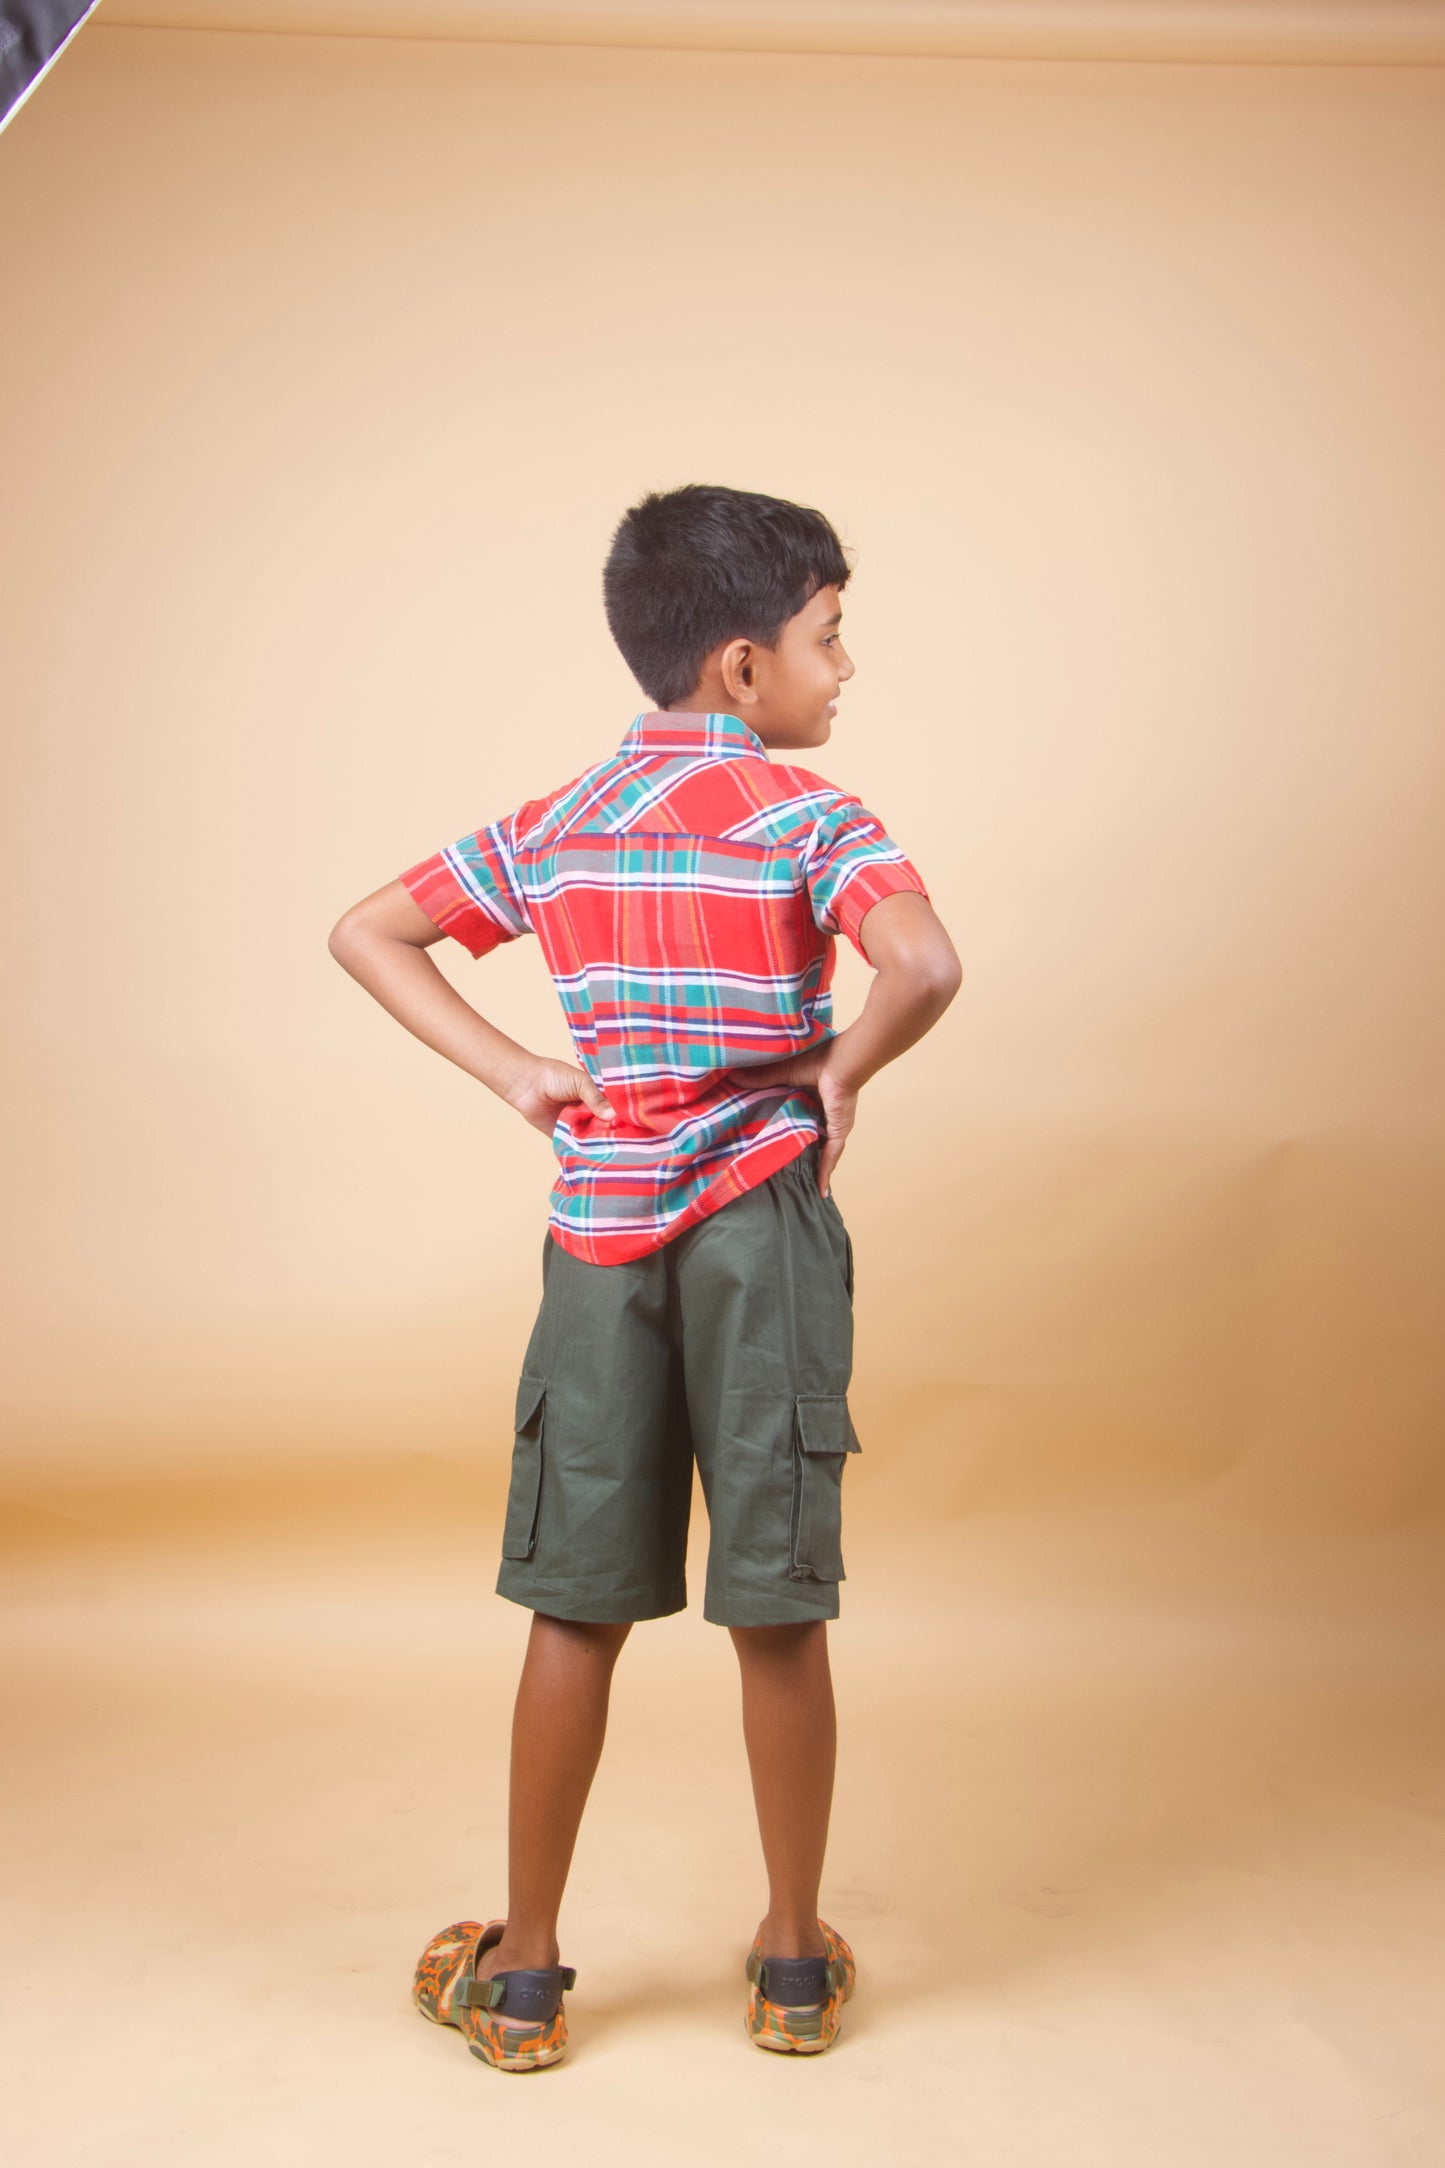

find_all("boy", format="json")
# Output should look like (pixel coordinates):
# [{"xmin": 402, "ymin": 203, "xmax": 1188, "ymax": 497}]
[{"xmin": 328, "ymin": 483, "xmax": 961, "ymax": 2069}]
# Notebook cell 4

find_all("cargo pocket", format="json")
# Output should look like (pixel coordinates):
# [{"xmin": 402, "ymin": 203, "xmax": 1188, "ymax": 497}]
[
  {"xmin": 788, "ymin": 1393, "xmax": 862, "ymax": 1582},
  {"xmin": 500, "ymin": 1373, "xmax": 547, "ymax": 1560}
]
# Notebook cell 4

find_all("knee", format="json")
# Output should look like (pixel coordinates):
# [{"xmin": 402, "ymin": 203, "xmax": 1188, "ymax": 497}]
[
  {"xmin": 728, "ymin": 1619, "xmax": 827, "ymax": 1662},
  {"xmin": 534, "ymin": 1612, "xmax": 634, "ymax": 1662}
]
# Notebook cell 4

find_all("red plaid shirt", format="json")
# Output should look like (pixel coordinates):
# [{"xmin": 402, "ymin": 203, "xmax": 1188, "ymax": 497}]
[{"xmin": 400, "ymin": 710, "xmax": 931, "ymax": 1263}]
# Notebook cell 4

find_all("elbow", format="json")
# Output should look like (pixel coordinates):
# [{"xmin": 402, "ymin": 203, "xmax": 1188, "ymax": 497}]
[
  {"xmin": 327, "ymin": 908, "xmax": 366, "ymax": 962},
  {"xmin": 919, "ymin": 953, "xmax": 963, "ymax": 1014},
  {"xmin": 880, "ymin": 940, "xmax": 962, "ymax": 1005},
  {"xmin": 934, "ymin": 948, "xmax": 964, "ymax": 1002}
]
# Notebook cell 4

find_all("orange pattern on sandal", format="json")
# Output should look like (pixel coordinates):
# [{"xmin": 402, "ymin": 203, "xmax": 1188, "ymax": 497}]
[
  {"xmin": 413, "ymin": 1919, "xmax": 571, "ymax": 2072},
  {"xmin": 744, "ymin": 1919, "xmax": 856, "ymax": 2054}
]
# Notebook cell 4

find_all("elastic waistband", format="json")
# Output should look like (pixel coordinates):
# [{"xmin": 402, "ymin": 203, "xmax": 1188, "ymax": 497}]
[{"xmin": 776, "ymin": 1140, "xmax": 821, "ymax": 1183}]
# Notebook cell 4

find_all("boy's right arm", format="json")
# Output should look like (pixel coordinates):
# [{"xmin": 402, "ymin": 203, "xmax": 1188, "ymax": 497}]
[{"xmin": 327, "ymin": 881, "xmax": 614, "ymax": 1136}]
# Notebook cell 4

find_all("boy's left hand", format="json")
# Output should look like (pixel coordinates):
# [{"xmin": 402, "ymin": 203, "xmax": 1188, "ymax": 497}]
[{"xmin": 742, "ymin": 1043, "xmax": 857, "ymax": 1197}]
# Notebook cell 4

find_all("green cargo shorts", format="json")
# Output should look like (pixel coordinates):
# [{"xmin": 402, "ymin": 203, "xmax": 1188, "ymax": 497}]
[{"xmin": 494, "ymin": 1142, "xmax": 862, "ymax": 1628}]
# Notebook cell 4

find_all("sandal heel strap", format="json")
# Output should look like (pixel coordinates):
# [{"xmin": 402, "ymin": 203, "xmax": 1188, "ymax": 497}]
[
  {"xmin": 460, "ymin": 1964, "xmax": 577, "ymax": 2017},
  {"xmin": 756, "ymin": 1954, "xmax": 831, "ymax": 2006}
]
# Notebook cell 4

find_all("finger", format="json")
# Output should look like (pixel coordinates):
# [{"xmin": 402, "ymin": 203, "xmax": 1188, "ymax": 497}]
[
  {"xmin": 754, "ymin": 1053, "xmax": 814, "ymax": 1087},
  {"xmin": 817, "ymin": 1135, "xmax": 845, "ymax": 1198},
  {"xmin": 572, "ymin": 1068, "xmax": 616, "ymax": 1120}
]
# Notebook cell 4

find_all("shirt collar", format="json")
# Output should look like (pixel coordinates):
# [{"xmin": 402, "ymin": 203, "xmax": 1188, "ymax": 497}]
[{"xmin": 621, "ymin": 710, "xmax": 770, "ymax": 762}]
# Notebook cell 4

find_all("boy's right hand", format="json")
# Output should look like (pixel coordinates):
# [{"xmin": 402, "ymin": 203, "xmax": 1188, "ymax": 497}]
[{"xmin": 502, "ymin": 1055, "xmax": 616, "ymax": 1138}]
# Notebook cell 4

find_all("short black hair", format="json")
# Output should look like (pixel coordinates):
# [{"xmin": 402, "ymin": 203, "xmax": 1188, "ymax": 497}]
[{"xmin": 602, "ymin": 482, "xmax": 853, "ymax": 709}]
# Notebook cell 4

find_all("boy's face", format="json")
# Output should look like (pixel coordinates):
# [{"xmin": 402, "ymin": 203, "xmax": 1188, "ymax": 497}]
[
  {"xmin": 678, "ymin": 582, "xmax": 855, "ymax": 751},
  {"xmin": 756, "ymin": 583, "xmax": 856, "ymax": 751}
]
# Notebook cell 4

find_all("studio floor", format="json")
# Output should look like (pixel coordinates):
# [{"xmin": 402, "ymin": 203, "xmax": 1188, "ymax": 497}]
[{"xmin": 4, "ymin": 1487, "xmax": 1443, "ymax": 2167}]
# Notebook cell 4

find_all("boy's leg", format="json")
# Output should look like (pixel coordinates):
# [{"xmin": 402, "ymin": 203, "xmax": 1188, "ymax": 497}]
[
  {"xmin": 473, "ymin": 1611, "xmax": 632, "ymax": 1980},
  {"xmin": 481, "ymin": 1228, "xmax": 691, "ymax": 1981},
  {"xmin": 666, "ymin": 1145, "xmax": 858, "ymax": 1964},
  {"xmin": 730, "ymin": 1619, "xmax": 835, "ymax": 1961}
]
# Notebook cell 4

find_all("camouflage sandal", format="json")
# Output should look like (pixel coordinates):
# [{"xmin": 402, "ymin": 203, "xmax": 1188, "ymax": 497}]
[
  {"xmin": 744, "ymin": 1919, "xmax": 856, "ymax": 2054},
  {"xmin": 412, "ymin": 1917, "xmax": 576, "ymax": 2072}
]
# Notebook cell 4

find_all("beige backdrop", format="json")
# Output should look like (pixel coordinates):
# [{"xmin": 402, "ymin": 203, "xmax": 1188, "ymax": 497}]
[{"xmin": 3, "ymin": 17, "xmax": 1444, "ymax": 2167}]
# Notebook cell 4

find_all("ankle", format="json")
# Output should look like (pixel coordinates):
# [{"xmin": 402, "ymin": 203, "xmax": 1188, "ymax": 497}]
[
  {"xmin": 485, "ymin": 1924, "xmax": 561, "ymax": 1972},
  {"xmin": 757, "ymin": 1911, "xmax": 826, "ymax": 1960}
]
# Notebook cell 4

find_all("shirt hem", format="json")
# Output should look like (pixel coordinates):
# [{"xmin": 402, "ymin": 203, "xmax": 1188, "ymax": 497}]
[{"xmin": 544, "ymin": 1124, "xmax": 819, "ymax": 1265}]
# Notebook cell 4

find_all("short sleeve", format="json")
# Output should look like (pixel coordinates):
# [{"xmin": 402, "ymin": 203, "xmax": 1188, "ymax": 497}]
[
  {"xmin": 398, "ymin": 809, "xmax": 532, "ymax": 959},
  {"xmin": 802, "ymin": 792, "xmax": 932, "ymax": 959}
]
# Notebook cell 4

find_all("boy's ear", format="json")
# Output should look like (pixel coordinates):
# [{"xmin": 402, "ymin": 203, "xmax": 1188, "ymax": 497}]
[{"xmin": 720, "ymin": 636, "xmax": 756, "ymax": 695}]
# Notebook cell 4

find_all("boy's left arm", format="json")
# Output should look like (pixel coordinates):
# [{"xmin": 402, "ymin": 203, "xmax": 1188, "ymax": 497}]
[
  {"xmin": 746, "ymin": 787, "xmax": 961, "ymax": 1194},
  {"xmin": 760, "ymin": 889, "xmax": 961, "ymax": 1193}
]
